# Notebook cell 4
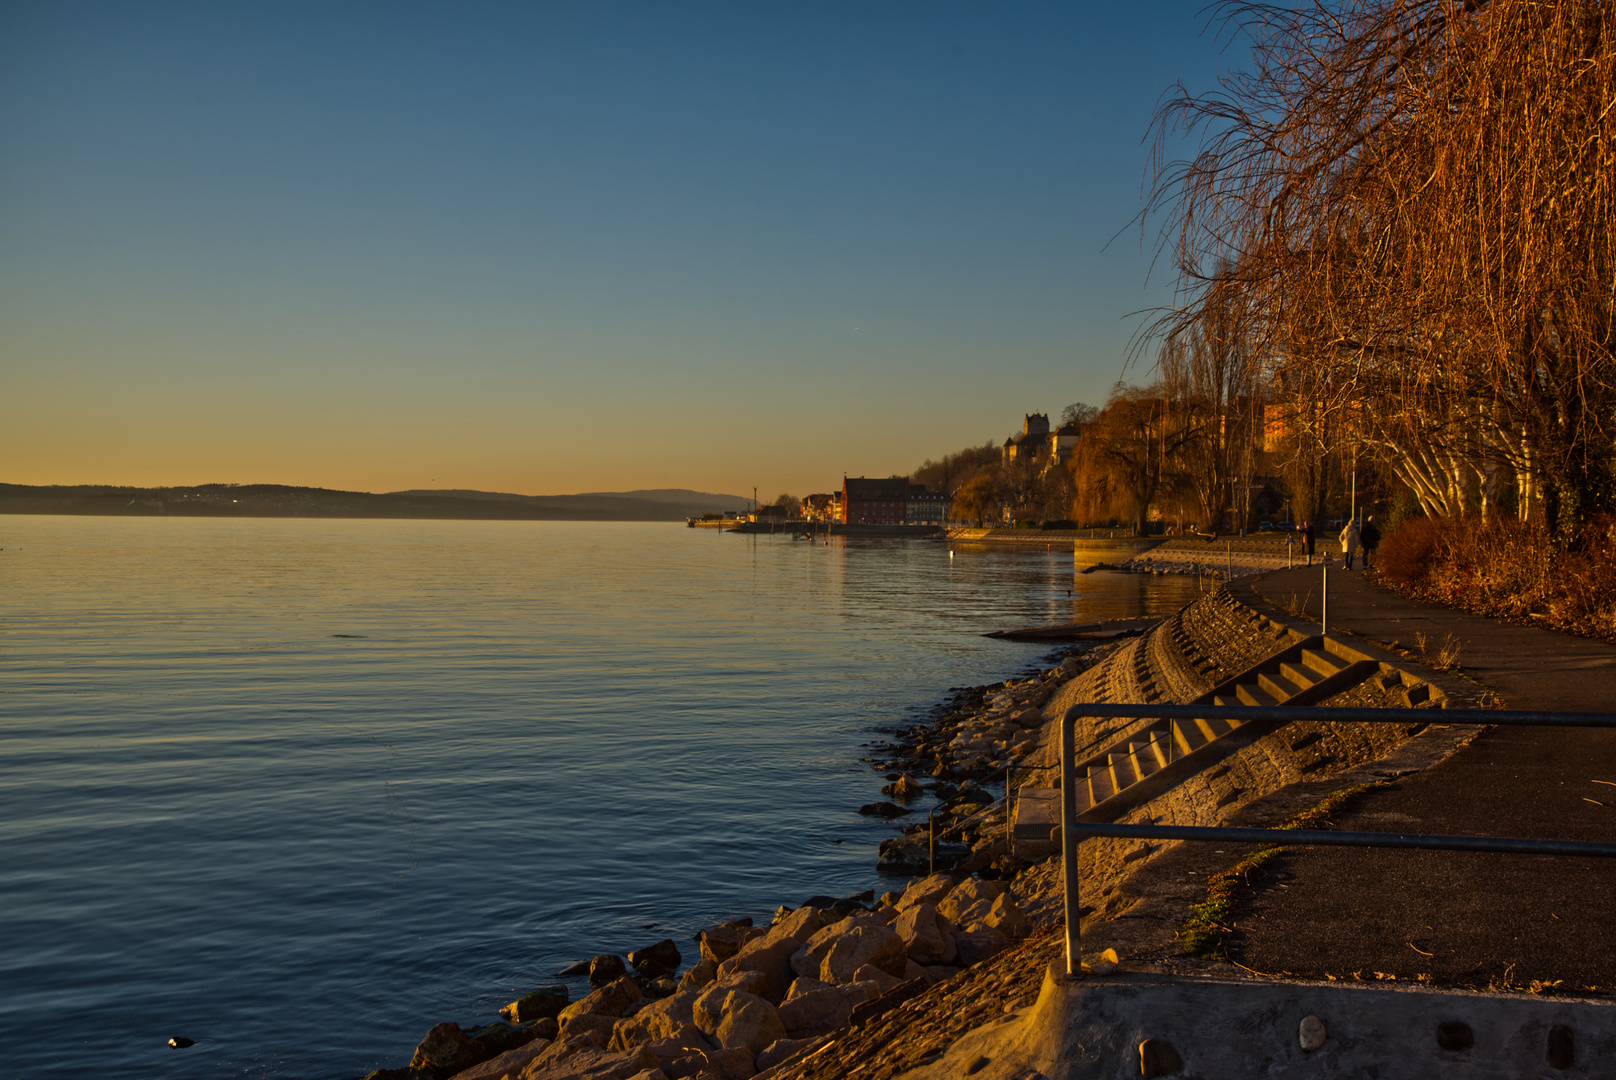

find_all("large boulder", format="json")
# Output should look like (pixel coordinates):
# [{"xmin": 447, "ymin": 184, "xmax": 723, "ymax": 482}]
[
  {"xmin": 607, "ymin": 987, "xmax": 713, "ymax": 1053},
  {"xmin": 775, "ymin": 984, "xmax": 848, "ymax": 1038},
  {"xmin": 894, "ymin": 874, "xmax": 956, "ymax": 912},
  {"xmin": 467, "ymin": 1023, "xmax": 544, "ymax": 1060},
  {"xmin": 690, "ymin": 972, "xmax": 768, "ymax": 1034},
  {"xmin": 715, "ymin": 907, "xmax": 823, "ymax": 1003},
  {"xmin": 789, "ymin": 917, "xmax": 849, "ymax": 980},
  {"xmin": 555, "ymin": 1014, "xmax": 618, "ymax": 1047},
  {"xmin": 712, "ymin": 993, "xmax": 785, "ymax": 1055},
  {"xmin": 558, "ymin": 978, "xmax": 642, "ymax": 1023},
  {"xmin": 695, "ymin": 920, "xmax": 758, "ymax": 964},
  {"xmin": 937, "ymin": 878, "xmax": 1005, "ymax": 925},
  {"xmin": 588, "ymin": 955, "xmax": 628, "ymax": 986},
  {"xmin": 502, "ymin": 986, "xmax": 570, "ymax": 1025},
  {"xmin": 893, "ymin": 902, "xmax": 957, "ymax": 965},
  {"xmin": 775, "ymin": 979, "xmax": 881, "ymax": 1039},
  {"xmin": 446, "ymin": 1038, "xmax": 551, "ymax": 1080},
  {"xmin": 816, "ymin": 923, "xmax": 907, "ymax": 984},
  {"xmin": 978, "ymin": 892, "xmax": 1027, "ymax": 938},
  {"xmin": 782, "ymin": 976, "xmax": 828, "ymax": 1003},
  {"xmin": 675, "ymin": 958, "xmax": 717, "ymax": 992},
  {"xmin": 411, "ymin": 1022, "xmax": 486, "ymax": 1078},
  {"xmin": 628, "ymin": 939, "xmax": 682, "ymax": 973},
  {"xmin": 517, "ymin": 1043, "xmax": 659, "ymax": 1080},
  {"xmin": 849, "ymin": 964, "xmax": 903, "ymax": 994}
]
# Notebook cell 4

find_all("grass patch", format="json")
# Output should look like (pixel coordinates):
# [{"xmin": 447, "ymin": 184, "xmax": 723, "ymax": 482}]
[
  {"xmin": 1180, "ymin": 847, "xmax": 1280, "ymax": 957},
  {"xmin": 1179, "ymin": 781, "xmax": 1387, "ymax": 958}
]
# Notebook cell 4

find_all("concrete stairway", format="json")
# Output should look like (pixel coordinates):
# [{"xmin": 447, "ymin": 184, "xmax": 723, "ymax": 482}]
[{"xmin": 1014, "ymin": 633, "xmax": 1444, "ymax": 843}]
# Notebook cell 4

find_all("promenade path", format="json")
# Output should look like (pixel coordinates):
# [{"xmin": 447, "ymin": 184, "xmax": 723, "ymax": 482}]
[{"xmin": 1225, "ymin": 565, "xmax": 1616, "ymax": 990}]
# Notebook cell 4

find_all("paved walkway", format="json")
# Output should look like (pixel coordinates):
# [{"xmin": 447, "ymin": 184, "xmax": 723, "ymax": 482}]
[{"xmin": 1224, "ymin": 567, "xmax": 1616, "ymax": 990}]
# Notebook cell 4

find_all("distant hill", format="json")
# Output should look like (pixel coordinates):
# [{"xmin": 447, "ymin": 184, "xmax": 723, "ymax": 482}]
[
  {"xmin": 0, "ymin": 483, "xmax": 753, "ymax": 521},
  {"xmin": 390, "ymin": 487, "xmax": 753, "ymax": 514}
]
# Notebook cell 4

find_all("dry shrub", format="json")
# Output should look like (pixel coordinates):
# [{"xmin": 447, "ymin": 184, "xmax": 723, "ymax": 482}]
[
  {"xmin": 1379, "ymin": 515, "xmax": 1616, "ymax": 643},
  {"xmin": 1375, "ymin": 517, "xmax": 1448, "ymax": 587}
]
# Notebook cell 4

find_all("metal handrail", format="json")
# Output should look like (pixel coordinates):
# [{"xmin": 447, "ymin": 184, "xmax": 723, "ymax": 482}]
[{"xmin": 1057, "ymin": 703, "xmax": 1616, "ymax": 978}]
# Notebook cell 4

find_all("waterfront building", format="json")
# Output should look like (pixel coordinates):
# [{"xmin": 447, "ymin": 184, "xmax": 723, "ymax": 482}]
[
  {"xmin": 841, "ymin": 476, "xmax": 909, "ymax": 524},
  {"xmin": 906, "ymin": 484, "xmax": 948, "ymax": 524}
]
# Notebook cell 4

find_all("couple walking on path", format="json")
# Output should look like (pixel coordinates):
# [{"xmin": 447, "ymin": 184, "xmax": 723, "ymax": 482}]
[
  {"xmin": 1296, "ymin": 516, "xmax": 1380, "ymax": 568},
  {"xmin": 1338, "ymin": 516, "xmax": 1381, "ymax": 570}
]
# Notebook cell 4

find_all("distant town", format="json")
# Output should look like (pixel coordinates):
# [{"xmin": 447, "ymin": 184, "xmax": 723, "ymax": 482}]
[{"xmin": 700, "ymin": 398, "xmax": 1322, "ymax": 535}]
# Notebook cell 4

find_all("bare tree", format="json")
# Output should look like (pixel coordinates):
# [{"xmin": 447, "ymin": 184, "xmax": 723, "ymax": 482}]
[
  {"xmin": 1072, "ymin": 383, "xmax": 1196, "ymax": 533},
  {"xmin": 1145, "ymin": 0, "xmax": 1616, "ymax": 537},
  {"xmin": 1161, "ymin": 272, "xmax": 1265, "ymax": 530}
]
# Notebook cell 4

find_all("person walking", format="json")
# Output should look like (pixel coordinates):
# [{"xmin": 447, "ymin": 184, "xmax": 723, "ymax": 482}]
[
  {"xmin": 1360, "ymin": 515, "xmax": 1381, "ymax": 570},
  {"xmin": 1302, "ymin": 520, "xmax": 1316, "ymax": 566},
  {"xmin": 1339, "ymin": 518, "xmax": 1362, "ymax": 571}
]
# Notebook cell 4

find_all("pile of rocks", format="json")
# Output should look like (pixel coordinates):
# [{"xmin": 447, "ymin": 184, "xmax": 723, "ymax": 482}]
[
  {"xmin": 366, "ymin": 874, "xmax": 1029, "ymax": 1080},
  {"xmin": 867, "ymin": 654, "xmax": 1090, "ymax": 874}
]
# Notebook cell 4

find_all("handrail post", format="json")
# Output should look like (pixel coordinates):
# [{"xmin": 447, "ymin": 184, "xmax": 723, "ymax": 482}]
[
  {"xmin": 1060, "ymin": 706, "xmax": 1081, "ymax": 977},
  {"xmin": 1322, "ymin": 561, "xmax": 1329, "ymax": 637}
]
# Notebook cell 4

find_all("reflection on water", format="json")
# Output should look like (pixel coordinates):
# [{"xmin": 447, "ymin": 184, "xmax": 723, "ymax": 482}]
[{"xmin": 0, "ymin": 518, "xmax": 1197, "ymax": 1078}]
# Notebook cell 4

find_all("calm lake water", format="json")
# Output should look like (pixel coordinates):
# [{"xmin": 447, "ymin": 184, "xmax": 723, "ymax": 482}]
[{"xmin": 0, "ymin": 518, "xmax": 1198, "ymax": 1079}]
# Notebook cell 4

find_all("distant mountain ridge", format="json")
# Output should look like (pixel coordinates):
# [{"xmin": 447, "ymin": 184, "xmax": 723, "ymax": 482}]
[
  {"xmin": 0, "ymin": 483, "xmax": 753, "ymax": 521},
  {"xmin": 390, "ymin": 487, "xmax": 752, "ymax": 511}
]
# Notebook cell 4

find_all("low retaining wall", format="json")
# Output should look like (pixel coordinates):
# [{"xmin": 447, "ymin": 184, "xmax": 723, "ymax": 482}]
[
  {"xmin": 1123, "ymin": 536, "xmax": 1306, "ymax": 578},
  {"xmin": 902, "ymin": 964, "xmax": 1616, "ymax": 1079}
]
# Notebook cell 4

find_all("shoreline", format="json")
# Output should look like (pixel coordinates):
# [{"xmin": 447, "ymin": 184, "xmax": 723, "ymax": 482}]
[
  {"xmin": 363, "ymin": 575, "xmax": 1471, "ymax": 1080},
  {"xmin": 360, "ymin": 640, "xmax": 1111, "ymax": 1080}
]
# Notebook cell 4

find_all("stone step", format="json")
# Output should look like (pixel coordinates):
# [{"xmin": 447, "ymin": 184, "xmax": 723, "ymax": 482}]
[
  {"xmin": 1235, "ymin": 682, "xmax": 1281, "ymax": 707},
  {"xmin": 1127, "ymin": 741, "xmax": 1160, "ymax": 778},
  {"xmin": 1140, "ymin": 730, "xmax": 1172, "ymax": 770},
  {"xmin": 1258, "ymin": 669, "xmax": 1309, "ymax": 701},
  {"xmin": 1194, "ymin": 715, "xmax": 1236, "ymax": 741},
  {"xmin": 1279, "ymin": 660, "xmax": 1321, "ymax": 690},
  {"xmin": 1109, "ymin": 752, "xmax": 1140, "ymax": 791},
  {"xmin": 1302, "ymin": 648, "xmax": 1348, "ymax": 679},
  {"xmin": 1087, "ymin": 766, "xmax": 1115, "ymax": 806},
  {"xmin": 1172, "ymin": 719, "xmax": 1208, "ymax": 756}
]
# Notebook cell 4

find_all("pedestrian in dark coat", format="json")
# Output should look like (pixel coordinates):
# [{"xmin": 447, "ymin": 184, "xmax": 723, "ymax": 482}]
[
  {"xmin": 1360, "ymin": 516, "xmax": 1381, "ymax": 570},
  {"xmin": 1303, "ymin": 520, "xmax": 1317, "ymax": 566}
]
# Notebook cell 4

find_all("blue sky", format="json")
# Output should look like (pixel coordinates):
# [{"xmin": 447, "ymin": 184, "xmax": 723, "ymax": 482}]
[{"xmin": 1, "ymin": 1, "xmax": 1236, "ymax": 496}]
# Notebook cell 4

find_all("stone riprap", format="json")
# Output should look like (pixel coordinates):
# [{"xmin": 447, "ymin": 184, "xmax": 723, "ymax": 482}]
[{"xmin": 363, "ymin": 875, "xmax": 1037, "ymax": 1080}]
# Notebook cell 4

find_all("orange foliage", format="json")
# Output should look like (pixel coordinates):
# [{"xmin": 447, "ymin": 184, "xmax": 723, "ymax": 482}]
[{"xmin": 1376, "ymin": 516, "xmax": 1616, "ymax": 642}]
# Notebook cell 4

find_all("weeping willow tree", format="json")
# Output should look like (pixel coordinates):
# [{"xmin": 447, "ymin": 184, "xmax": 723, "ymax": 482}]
[
  {"xmin": 1146, "ymin": 0, "xmax": 1616, "ymax": 538},
  {"xmin": 1160, "ymin": 271, "xmax": 1266, "ymax": 530}
]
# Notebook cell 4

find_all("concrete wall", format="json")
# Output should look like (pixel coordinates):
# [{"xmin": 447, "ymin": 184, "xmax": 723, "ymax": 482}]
[{"xmin": 902, "ymin": 964, "xmax": 1616, "ymax": 1079}]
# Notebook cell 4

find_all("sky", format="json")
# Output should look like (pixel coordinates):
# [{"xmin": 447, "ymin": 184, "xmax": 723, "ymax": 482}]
[{"xmin": 1, "ymin": 1, "xmax": 1238, "ymax": 498}]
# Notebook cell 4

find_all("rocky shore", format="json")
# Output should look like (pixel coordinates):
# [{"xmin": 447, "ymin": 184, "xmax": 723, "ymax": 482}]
[
  {"xmin": 358, "ymin": 645, "xmax": 1112, "ymax": 1080},
  {"xmin": 361, "ymin": 583, "xmax": 1461, "ymax": 1080}
]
